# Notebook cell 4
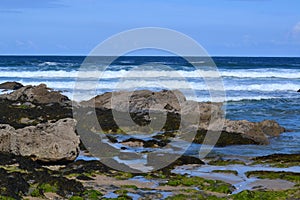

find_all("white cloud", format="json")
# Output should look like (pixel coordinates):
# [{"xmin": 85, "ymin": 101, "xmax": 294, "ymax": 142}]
[
  {"xmin": 291, "ymin": 22, "xmax": 300, "ymax": 37},
  {"xmin": 15, "ymin": 40, "xmax": 25, "ymax": 46},
  {"xmin": 15, "ymin": 40, "xmax": 37, "ymax": 49}
]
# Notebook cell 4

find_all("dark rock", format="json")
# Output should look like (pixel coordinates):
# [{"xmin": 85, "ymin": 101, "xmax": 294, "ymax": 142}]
[
  {"xmin": 0, "ymin": 168, "xmax": 29, "ymax": 199},
  {"xmin": 62, "ymin": 160, "xmax": 111, "ymax": 175},
  {"xmin": 195, "ymin": 119, "xmax": 286, "ymax": 146},
  {"xmin": 297, "ymin": 89, "xmax": 300, "ymax": 92},
  {"xmin": 0, "ymin": 98, "xmax": 72, "ymax": 129},
  {"xmin": 0, "ymin": 81, "xmax": 23, "ymax": 90},
  {"xmin": 121, "ymin": 137, "xmax": 168, "ymax": 148},
  {"xmin": 170, "ymin": 154, "xmax": 205, "ymax": 166},
  {"xmin": 146, "ymin": 154, "xmax": 204, "ymax": 176},
  {"xmin": 253, "ymin": 153, "xmax": 300, "ymax": 167},
  {"xmin": 0, "ymin": 152, "xmax": 85, "ymax": 199},
  {"xmin": 194, "ymin": 129, "xmax": 262, "ymax": 147},
  {"xmin": 76, "ymin": 174, "xmax": 94, "ymax": 180}
]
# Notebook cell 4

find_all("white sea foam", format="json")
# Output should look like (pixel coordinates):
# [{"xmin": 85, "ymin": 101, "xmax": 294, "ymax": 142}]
[
  {"xmin": 0, "ymin": 69, "xmax": 299, "ymax": 79},
  {"xmin": 17, "ymin": 79, "xmax": 299, "ymax": 93},
  {"xmin": 38, "ymin": 61, "xmax": 60, "ymax": 66},
  {"xmin": 67, "ymin": 92, "xmax": 283, "ymax": 102}
]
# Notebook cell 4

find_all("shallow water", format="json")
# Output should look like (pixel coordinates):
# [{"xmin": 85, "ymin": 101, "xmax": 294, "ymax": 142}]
[{"xmin": 173, "ymin": 164, "xmax": 300, "ymax": 193}]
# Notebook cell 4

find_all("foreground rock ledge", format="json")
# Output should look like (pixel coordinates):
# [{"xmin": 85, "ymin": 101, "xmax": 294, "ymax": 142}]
[{"xmin": 0, "ymin": 118, "xmax": 80, "ymax": 162}]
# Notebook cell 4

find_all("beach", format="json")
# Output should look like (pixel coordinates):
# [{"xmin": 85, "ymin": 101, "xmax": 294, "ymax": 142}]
[{"xmin": 0, "ymin": 56, "xmax": 299, "ymax": 199}]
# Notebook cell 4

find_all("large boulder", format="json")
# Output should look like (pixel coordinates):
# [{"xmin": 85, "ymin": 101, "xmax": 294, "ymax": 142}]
[
  {"xmin": 0, "ymin": 83, "xmax": 70, "ymax": 105},
  {"xmin": 0, "ymin": 118, "xmax": 80, "ymax": 162},
  {"xmin": 0, "ymin": 81, "xmax": 24, "ymax": 90},
  {"xmin": 82, "ymin": 89, "xmax": 186, "ymax": 113},
  {"xmin": 80, "ymin": 90, "xmax": 223, "ymax": 131},
  {"xmin": 195, "ymin": 119, "xmax": 285, "ymax": 146}
]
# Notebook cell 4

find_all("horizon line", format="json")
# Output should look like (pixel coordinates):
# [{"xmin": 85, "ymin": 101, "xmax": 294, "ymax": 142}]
[{"xmin": 0, "ymin": 54, "xmax": 299, "ymax": 58}]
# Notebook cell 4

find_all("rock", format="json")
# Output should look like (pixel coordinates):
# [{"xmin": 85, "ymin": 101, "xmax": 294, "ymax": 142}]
[
  {"xmin": 82, "ymin": 89, "xmax": 186, "ymax": 112},
  {"xmin": 83, "ymin": 89, "xmax": 223, "ymax": 119},
  {"xmin": 79, "ymin": 89, "xmax": 285, "ymax": 146},
  {"xmin": 19, "ymin": 117, "xmax": 35, "ymax": 125},
  {"xmin": 223, "ymin": 120, "xmax": 269, "ymax": 145},
  {"xmin": 0, "ymin": 152, "xmax": 85, "ymax": 199},
  {"xmin": 297, "ymin": 89, "xmax": 300, "ymax": 92},
  {"xmin": 0, "ymin": 83, "xmax": 70, "ymax": 105},
  {"xmin": 0, "ymin": 81, "xmax": 24, "ymax": 90},
  {"xmin": 258, "ymin": 120, "xmax": 285, "ymax": 137},
  {"xmin": 0, "ymin": 98, "xmax": 72, "ymax": 129},
  {"xmin": 80, "ymin": 89, "xmax": 223, "ymax": 132},
  {"xmin": 253, "ymin": 153, "xmax": 300, "ymax": 167},
  {"xmin": 121, "ymin": 137, "xmax": 168, "ymax": 148},
  {"xmin": 0, "ymin": 118, "xmax": 80, "ymax": 162},
  {"xmin": 195, "ymin": 119, "xmax": 285, "ymax": 146},
  {"xmin": 22, "ymin": 101, "xmax": 36, "ymax": 108},
  {"xmin": 0, "ymin": 168, "xmax": 29, "ymax": 199}
]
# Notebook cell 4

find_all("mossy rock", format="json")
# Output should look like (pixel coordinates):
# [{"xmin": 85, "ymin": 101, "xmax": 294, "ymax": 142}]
[
  {"xmin": 165, "ymin": 174, "xmax": 234, "ymax": 194},
  {"xmin": 246, "ymin": 171, "xmax": 300, "ymax": 183},
  {"xmin": 82, "ymin": 190, "xmax": 103, "ymax": 200},
  {"xmin": 252, "ymin": 153, "xmax": 300, "ymax": 167},
  {"xmin": 232, "ymin": 189, "xmax": 300, "ymax": 200},
  {"xmin": 208, "ymin": 159, "xmax": 245, "ymax": 166}
]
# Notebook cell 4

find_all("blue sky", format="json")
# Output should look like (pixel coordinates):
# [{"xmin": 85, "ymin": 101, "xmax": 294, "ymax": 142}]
[{"xmin": 0, "ymin": 0, "xmax": 300, "ymax": 56}]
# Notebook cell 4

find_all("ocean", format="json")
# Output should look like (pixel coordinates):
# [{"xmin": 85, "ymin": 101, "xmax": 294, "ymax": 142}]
[{"xmin": 0, "ymin": 56, "xmax": 299, "ymax": 157}]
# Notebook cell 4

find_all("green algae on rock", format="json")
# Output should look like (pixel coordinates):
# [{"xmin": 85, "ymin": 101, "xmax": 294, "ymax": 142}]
[{"xmin": 252, "ymin": 153, "xmax": 300, "ymax": 168}]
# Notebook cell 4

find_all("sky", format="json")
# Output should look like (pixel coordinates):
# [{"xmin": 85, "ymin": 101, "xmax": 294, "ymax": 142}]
[{"xmin": 0, "ymin": 0, "xmax": 300, "ymax": 56}]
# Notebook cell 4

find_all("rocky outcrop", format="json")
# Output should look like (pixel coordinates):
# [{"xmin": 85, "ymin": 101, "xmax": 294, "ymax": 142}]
[
  {"xmin": 81, "ymin": 89, "xmax": 285, "ymax": 147},
  {"xmin": 0, "ymin": 82, "xmax": 287, "ymax": 155},
  {"xmin": 0, "ymin": 118, "xmax": 80, "ymax": 162},
  {"xmin": 0, "ymin": 81, "xmax": 24, "ymax": 90},
  {"xmin": 0, "ymin": 83, "xmax": 70, "ymax": 105}
]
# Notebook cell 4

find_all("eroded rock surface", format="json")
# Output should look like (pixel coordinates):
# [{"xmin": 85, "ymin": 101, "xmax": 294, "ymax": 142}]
[
  {"xmin": 0, "ymin": 81, "xmax": 24, "ymax": 90},
  {"xmin": 0, "ymin": 83, "xmax": 70, "ymax": 105},
  {"xmin": 0, "ymin": 118, "xmax": 80, "ymax": 162}
]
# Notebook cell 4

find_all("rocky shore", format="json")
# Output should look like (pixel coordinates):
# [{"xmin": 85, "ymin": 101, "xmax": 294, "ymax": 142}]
[{"xmin": 0, "ymin": 82, "xmax": 299, "ymax": 199}]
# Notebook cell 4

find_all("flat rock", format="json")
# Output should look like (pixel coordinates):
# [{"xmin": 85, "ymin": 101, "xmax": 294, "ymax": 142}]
[{"xmin": 0, "ymin": 118, "xmax": 80, "ymax": 162}]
